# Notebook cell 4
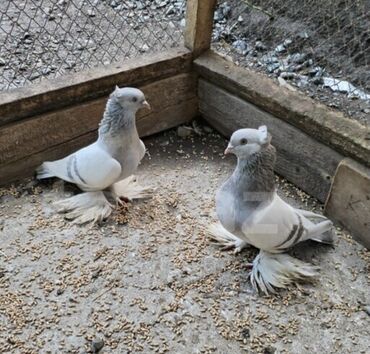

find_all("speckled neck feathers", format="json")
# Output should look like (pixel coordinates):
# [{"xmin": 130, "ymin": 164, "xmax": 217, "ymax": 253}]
[
  {"xmin": 98, "ymin": 96, "xmax": 134, "ymax": 136},
  {"xmin": 232, "ymin": 144, "xmax": 276, "ymax": 201}
]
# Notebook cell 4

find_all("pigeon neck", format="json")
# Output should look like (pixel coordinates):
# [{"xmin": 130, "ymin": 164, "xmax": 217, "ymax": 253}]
[
  {"xmin": 98, "ymin": 98, "xmax": 136, "ymax": 137},
  {"xmin": 234, "ymin": 145, "xmax": 276, "ymax": 195}
]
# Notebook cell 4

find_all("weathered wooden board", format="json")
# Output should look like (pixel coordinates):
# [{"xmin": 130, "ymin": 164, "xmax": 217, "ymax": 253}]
[
  {"xmin": 194, "ymin": 51, "xmax": 370, "ymax": 168},
  {"xmin": 199, "ymin": 79, "xmax": 343, "ymax": 202},
  {"xmin": 0, "ymin": 74, "xmax": 198, "ymax": 185},
  {"xmin": 0, "ymin": 48, "xmax": 192, "ymax": 126},
  {"xmin": 325, "ymin": 158, "xmax": 370, "ymax": 249},
  {"xmin": 185, "ymin": 0, "xmax": 217, "ymax": 57}
]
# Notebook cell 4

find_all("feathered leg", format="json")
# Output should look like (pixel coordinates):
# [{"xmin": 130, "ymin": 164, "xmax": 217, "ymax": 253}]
[
  {"xmin": 111, "ymin": 176, "xmax": 154, "ymax": 203},
  {"xmin": 249, "ymin": 250, "xmax": 319, "ymax": 295},
  {"xmin": 207, "ymin": 222, "xmax": 249, "ymax": 253},
  {"xmin": 54, "ymin": 191, "xmax": 113, "ymax": 225}
]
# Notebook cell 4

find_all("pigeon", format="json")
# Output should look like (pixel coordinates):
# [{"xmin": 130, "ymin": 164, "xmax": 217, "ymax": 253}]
[
  {"xmin": 207, "ymin": 126, "xmax": 334, "ymax": 294},
  {"xmin": 36, "ymin": 86, "xmax": 153, "ymax": 224}
]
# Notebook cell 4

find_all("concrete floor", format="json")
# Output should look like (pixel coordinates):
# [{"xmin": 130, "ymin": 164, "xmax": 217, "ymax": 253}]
[{"xmin": 0, "ymin": 127, "xmax": 369, "ymax": 354}]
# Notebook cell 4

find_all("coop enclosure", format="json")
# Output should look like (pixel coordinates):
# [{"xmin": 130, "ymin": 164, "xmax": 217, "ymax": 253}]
[{"xmin": 0, "ymin": 0, "xmax": 369, "ymax": 247}]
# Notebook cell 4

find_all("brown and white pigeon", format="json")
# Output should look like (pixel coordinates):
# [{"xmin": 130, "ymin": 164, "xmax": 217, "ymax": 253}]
[
  {"xmin": 208, "ymin": 126, "xmax": 334, "ymax": 294},
  {"xmin": 36, "ymin": 86, "xmax": 153, "ymax": 224}
]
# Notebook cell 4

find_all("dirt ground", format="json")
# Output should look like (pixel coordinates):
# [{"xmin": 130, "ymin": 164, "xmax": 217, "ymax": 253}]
[{"xmin": 1, "ymin": 128, "xmax": 370, "ymax": 354}]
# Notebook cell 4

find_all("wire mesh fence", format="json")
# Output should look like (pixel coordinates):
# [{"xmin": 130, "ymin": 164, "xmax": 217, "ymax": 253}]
[
  {"xmin": 0, "ymin": 0, "xmax": 186, "ymax": 91},
  {"xmin": 212, "ymin": 0, "xmax": 370, "ymax": 126}
]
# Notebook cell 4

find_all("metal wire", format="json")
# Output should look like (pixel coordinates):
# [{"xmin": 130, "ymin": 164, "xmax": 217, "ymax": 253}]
[
  {"xmin": 212, "ymin": 0, "xmax": 370, "ymax": 126},
  {"xmin": 0, "ymin": 0, "xmax": 186, "ymax": 90}
]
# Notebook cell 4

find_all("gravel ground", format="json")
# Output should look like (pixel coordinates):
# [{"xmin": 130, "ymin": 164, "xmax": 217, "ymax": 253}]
[
  {"xmin": 1, "ymin": 126, "xmax": 370, "ymax": 354},
  {"xmin": 0, "ymin": 0, "xmax": 185, "ymax": 90},
  {"xmin": 213, "ymin": 0, "xmax": 370, "ymax": 126}
]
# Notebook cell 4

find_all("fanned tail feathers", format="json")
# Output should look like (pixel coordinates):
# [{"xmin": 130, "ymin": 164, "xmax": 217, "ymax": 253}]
[
  {"xmin": 250, "ymin": 250, "xmax": 319, "ymax": 295},
  {"xmin": 54, "ymin": 191, "xmax": 113, "ymax": 225}
]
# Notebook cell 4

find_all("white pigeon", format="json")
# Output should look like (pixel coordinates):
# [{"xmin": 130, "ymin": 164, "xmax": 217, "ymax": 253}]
[
  {"xmin": 36, "ymin": 86, "xmax": 153, "ymax": 224},
  {"xmin": 208, "ymin": 126, "xmax": 335, "ymax": 294}
]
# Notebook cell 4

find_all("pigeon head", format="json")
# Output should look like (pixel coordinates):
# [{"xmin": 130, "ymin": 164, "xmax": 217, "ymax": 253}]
[
  {"xmin": 225, "ymin": 126, "xmax": 271, "ymax": 158},
  {"xmin": 111, "ymin": 86, "xmax": 150, "ymax": 112}
]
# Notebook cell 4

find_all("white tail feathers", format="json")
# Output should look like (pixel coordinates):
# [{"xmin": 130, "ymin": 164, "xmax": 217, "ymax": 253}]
[
  {"xmin": 54, "ymin": 191, "xmax": 113, "ymax": 225},
  {"xmin": 250, "ymin": 250, "xmax": 319, "ymax": 295},
  {"xmin": 207, "ymin": 222, "xmax": 249, "ymax": 253},
  {"xmin": 112, "ymin": 175, "xmax": 154, "ymax": 201},
  {"xmin": 36, "ymin": 162, "xmax": 55, "ymax": 179}
]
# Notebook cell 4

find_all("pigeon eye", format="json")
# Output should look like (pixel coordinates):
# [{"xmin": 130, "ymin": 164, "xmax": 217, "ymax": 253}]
[
  {"xmin": 240, "ymin": 138, "xmax": 248, "ymax": 145},
  {"xmin": 132, "ymin": 97, "xmax": 138, "ymax": 103}
]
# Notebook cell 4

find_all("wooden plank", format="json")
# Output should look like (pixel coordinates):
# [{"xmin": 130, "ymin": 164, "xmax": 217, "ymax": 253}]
[
  {"xmin": 0, "ymin": 73, "xmax": 197, "ymax": 167},
  {"xmin": 325, "ymin": 158, "xmax": 370, "ymax": 249},
  {"xmin": 0, "ymin": 47, "xmax": 192, "ymax": 126},
  {"xmin": 185, "ymin": 0, "xmax": 217, "ymax": 57},
  {"xmin": 0, "ymin": 97, "xmax": 197, "ymax": 185},
  {"xmin": 199, "ymin": 79, "xmax": 343, "ymax": 202},
  {"xmin": 194, "ymin": 50, "xmax": 370, "ymax": 168}
]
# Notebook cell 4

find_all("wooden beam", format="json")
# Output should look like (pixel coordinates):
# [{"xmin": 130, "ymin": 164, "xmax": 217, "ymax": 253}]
[
  {"xmin": 325, "ymin": 158, "xmax": 370, "ymax": 249},
  {"xmin": 199, "ymin": 79, "xmax": 343, "ymax": 202},
  {"xmin": 185, "ymin": 0, "xmax": 217, "ymax": 57},
  {"xmin": 194, "ymin": 50, "xmax": 370, "ymax": 168},
  {"xmin": 0, "ymin": 73, "xmax": 197, "ymax": 185},
  {"xmin": 0, "ymin": 47, "xmax": 192, "ymax": 127}
]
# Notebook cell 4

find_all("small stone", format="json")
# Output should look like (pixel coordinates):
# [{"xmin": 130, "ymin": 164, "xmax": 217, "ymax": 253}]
[
  {"xmin": 275, "ymin": 44, "xmax": 286, "ymax": 53},
  {"xmin": 283, "ymin": 38, "xmax": 293, "ymax": 46},
  {"xmin": 0, "ymin": 58, "xmax": 5, "ymax": 66},
  {"xmin": 264, "ymin": 346, "xmax": 276, "ymax": 354},
  {"xmin": 91, "ymin": 338, "xmax": 104, "ymax": 353},
  {"xmin": 203, "ymin": 126, "xmax": 213, "ymax": 133},
  {"xmin": 177, "ymin": 126, "xmax": 192, "ymax": 138},
  {"xmin": 87, "ymin": 9, "xmax": 96, "ymax": 17},
  {"xmin": 232, "ymin": 39, "xmax": 248, "ymax": 55},
  {"xmin": 365, "ymin": 305, "xmax": 370, "ymax": 316},
  {"xmin": 56, "ymin": 288, "xmax": 64, "ymax": 295},
  {"xmin": 255, "ymin": 41, "xmax": 267, "ymax": 51},
  {"xmin": 267, "ymin": 63, "xmax": 280, "ymax": 73},
  {"xmin": 289, "ymin": 53, "xmax": 307, "ymax": 64},
  {"xmin": 280, "ymin": 72, "xmax": 296, "ymax": 80}
]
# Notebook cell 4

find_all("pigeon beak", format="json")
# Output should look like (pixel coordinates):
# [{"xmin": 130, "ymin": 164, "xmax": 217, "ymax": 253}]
[
  {"xmin": 224, "ymin": 144, "xmax": 234, "ymax": 155},
  {"xmin": 142, "ymin": 100, "xmax": 151, "ymax": 110}
]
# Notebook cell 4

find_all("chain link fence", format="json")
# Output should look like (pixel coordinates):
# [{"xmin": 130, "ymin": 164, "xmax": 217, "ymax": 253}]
[
  {"xmin": 212, "ymin": 0, "xmax": 370, "ymax": 126},
  {"xmin": 0, "ymin": 0, "xmax": 186, "ymax": 91}
]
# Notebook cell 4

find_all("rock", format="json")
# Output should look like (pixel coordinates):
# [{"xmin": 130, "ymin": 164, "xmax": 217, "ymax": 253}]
[
  {"xmin": 261, "ymin": 54, "xmax": 278, "ymax": 64},
  {"xmin": 289, "ymin": 53, "xmax": 307, "ymax": 64},
  {"xmin": 315, "ymin": 77, "xmax": 326, "ymax": 86},
  {"xmin": 283, "ymin": 38, "xmax": 293, "ymax": 46},
  {"xmin": 87, "ymin": 9, "xmax": 96, "ymax": 17},
  {"xmin": 280, "ymin": 72, "xmax": 296, "ymax": 80},
  {"xmin": 232, "ymin": 39, "xmax": 248, "ymax": 55},
  {"xmin": 203, "ymin": 125, "xmax": 213, "ymax": 133},
  {"xmin": 267, "ymin": 63, "xmax": 280, "ymax": 73},
  {"xmin": 0, "ymin": 58, "xmax": 5, "ymax": 66},
  {"xmin": 177, "ymin": 126, "xmax": 193, "ymax": 138},
  {"xmin": 255, "ymin": 41, "xmax": 267, "ymax": 51},
  {"xmin": 264, "ymin": 346, "xmax": 276, "ymax": 354},
  {"xmin": 365, "ymin": 306, "xmax": 370, "ymax": 315},
  {"xmin": 140, "ymin": 44, "xmax": 149, "ymax": 52},
  {"xmin": 56, "ymin": 288, "xmax": 64, "ymax": 295},
  {"xmin": 91, "ymin": 338, "xmax": 104, "ymax": 353},
  {"xmin": 275, "ymin": 44, "xmax": 286, "ymax": 53}
]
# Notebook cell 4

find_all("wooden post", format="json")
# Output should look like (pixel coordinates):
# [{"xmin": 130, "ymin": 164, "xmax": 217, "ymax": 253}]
[{"xmin": 185, "ymin": 0, "xmax": 217, "ymax": 57}]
